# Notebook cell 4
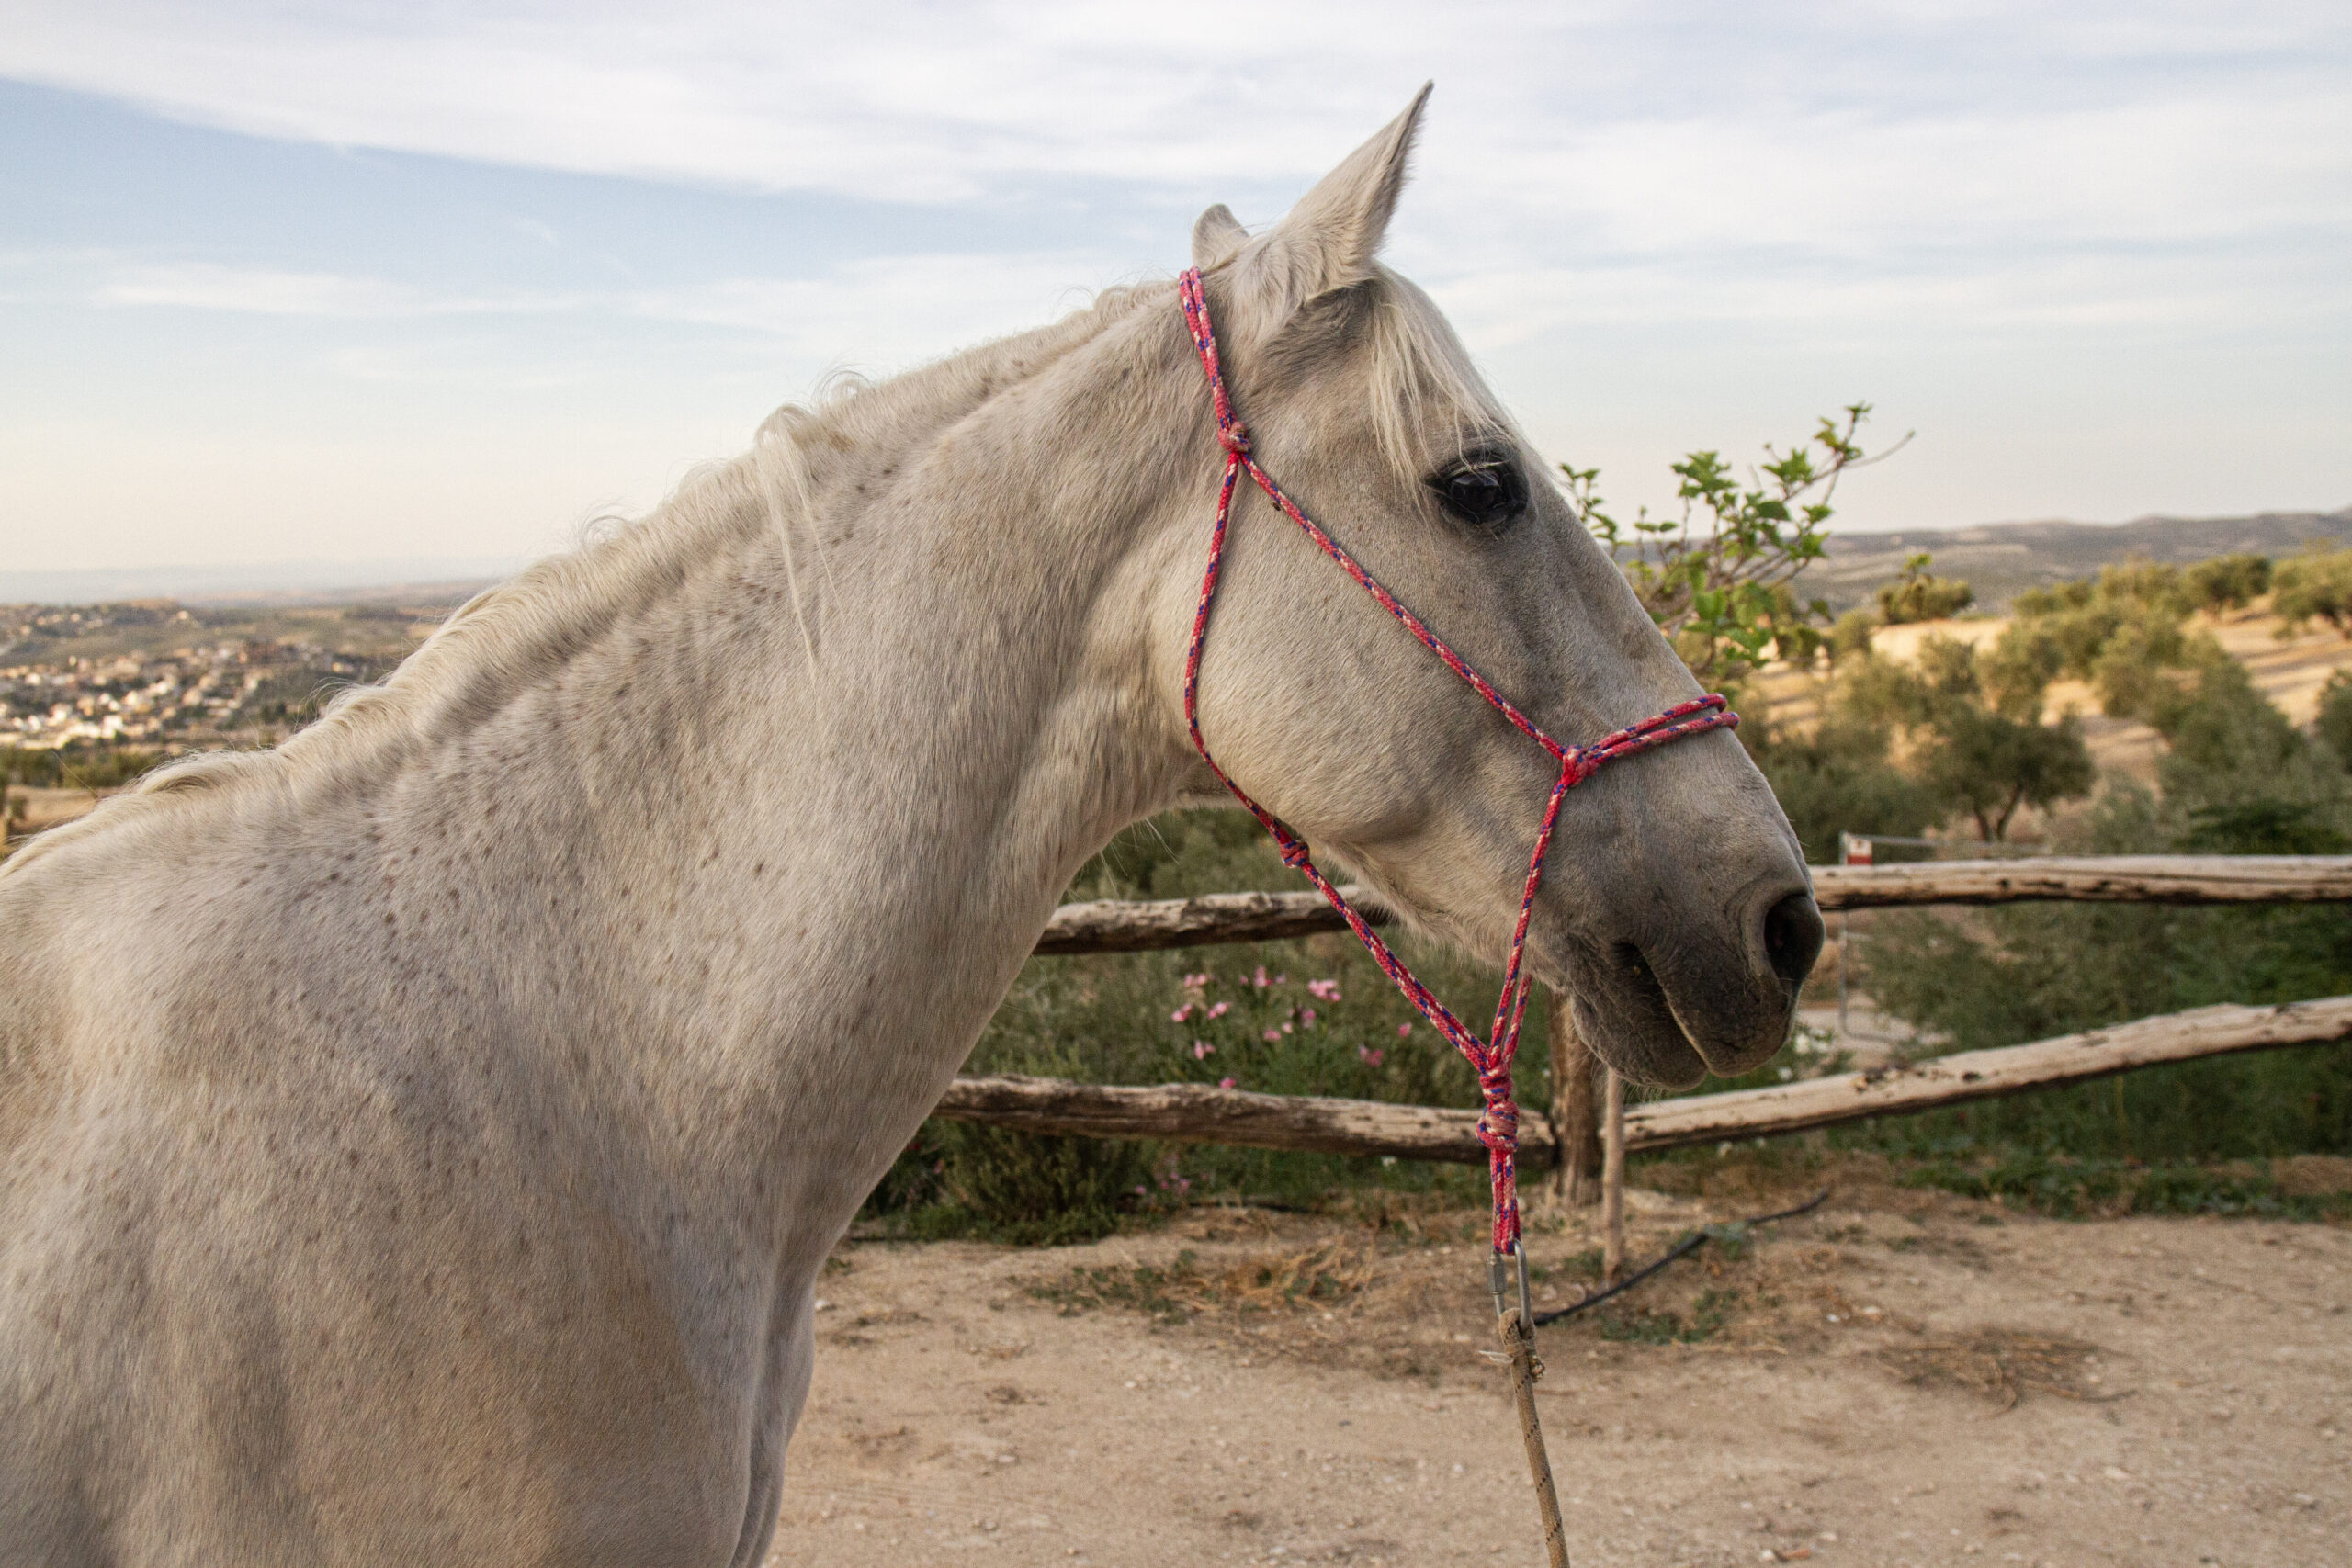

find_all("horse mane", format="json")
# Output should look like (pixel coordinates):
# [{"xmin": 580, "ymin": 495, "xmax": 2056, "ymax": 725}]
[{"xmin": 1, "ymin": 267, "xmax": 1497, "ymax": 878}]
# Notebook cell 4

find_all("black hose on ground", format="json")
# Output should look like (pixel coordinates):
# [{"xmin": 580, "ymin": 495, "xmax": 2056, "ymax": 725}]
[{"xmin": 1532, "ymin": 1186, "xmax": 1833, "ymax": 1327}]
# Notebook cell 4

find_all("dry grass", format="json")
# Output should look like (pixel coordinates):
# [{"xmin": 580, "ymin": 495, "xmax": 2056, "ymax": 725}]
[
  {"xmin": 1877, "ymin": 1328, "xmax": 2111, "ymax": 1411},
  {"xmin": 1030, "ymin": 1238, "xmax": 1379, "ymax": 1324},
  {"xmin": 1015, "ymin": 1163, "xmax": 2167, "ymax": 1393},
  {"xmin": 1210, "ymin": 1239, "xmax": 1381, "ymax": 1311}
]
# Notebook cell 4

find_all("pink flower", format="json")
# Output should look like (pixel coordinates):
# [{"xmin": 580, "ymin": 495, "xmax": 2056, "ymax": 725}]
[
  {"xmin": 1397, "ymin": 1022, "xmax": 1414, "ymax": 1038},
  {"xmin": 1359, "ymin": 1046, "xmax": 1385, "ymax": 1066},
  {"xmin": 1300, "ymin": 1007, "xmax": 1317, "ymax": 1025},
  {"xmin": 1252, "ymin": 965, "xmax": 1270, "ymax": 988},
  {"xmin": 1274, "ymin": 974, "xmax": 1288, "ymax": 986},
  {"xmin": 1170, "ymin": 1003, "xmax": 1194, "ymax": 1023},
  {"xmin": 1193, "ymin": 1040, "xmax": 1216, "ymax": 1060},
  {"xmin": 1218, "ymin": 1077, "xmax": 1237, "ymax": 1089},
  {"xmin": 1263, "ymin": 1028, "xmax": 1282, "ymax": 1043},
  {"xmin": 1205, "ymin": 1000, "xmax": 1230, "ymax": 1020},
  {"xmin": 1307, "ymin": 979, "xmax": 1341, "ymax": 1001},
  {"xmin": 1282, "ymin": 1021, "xmax": 1295, "ymax": 1034},
  {"xmin": 1182, "ymin": 972, "xmax": 1213, "ymax": 988}
]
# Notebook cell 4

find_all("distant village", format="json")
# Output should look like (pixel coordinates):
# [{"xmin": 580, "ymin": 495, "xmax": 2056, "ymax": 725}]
[{"xmin": 0, "ymin": 600, "xmax": 419, "ymax": 754}]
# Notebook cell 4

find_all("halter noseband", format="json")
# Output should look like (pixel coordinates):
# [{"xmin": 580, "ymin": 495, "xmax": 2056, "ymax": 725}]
[{"xmin": 1174, "ymin": 266, "xmax": 1736, "ymax": 1258}]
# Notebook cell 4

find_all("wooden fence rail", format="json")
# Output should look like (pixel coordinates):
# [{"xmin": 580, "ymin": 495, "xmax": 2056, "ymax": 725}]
[
  {"xmin": 933, "ymin": 996, "xmax": 2352, "ymax": 1163},
  {"xmin": 1034, "ymin": 855, "xmax": 2352, "ymax": 954}
]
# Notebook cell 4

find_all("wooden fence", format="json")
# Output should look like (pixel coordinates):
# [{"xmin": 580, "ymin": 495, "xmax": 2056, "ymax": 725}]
[
  {"xmin": 934, "ymin": 996, "xmax": 2352, "ymax": 1159},
  {"xmin": 1034, "ymin": 855, "xmax": 2352, "ymax": 953},
  {"xmin": 958, "ymin": 852, "xmax": 2352, "ymax": 1279},
  {"xmin": 970, "ymin": 855, "xmax": 2352, "ymax": 1170}
]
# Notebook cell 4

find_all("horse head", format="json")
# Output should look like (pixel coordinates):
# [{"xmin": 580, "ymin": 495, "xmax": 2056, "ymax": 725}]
[{"xmin": 1157, "ymin": 88, "xmax": 1821, "ymax": 1089}]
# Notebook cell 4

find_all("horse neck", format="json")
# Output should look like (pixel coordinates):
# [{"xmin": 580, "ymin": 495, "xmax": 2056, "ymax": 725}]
[{"xmin": 363, "ymin": 293, "xmax": 1202, "ymax": 1186}]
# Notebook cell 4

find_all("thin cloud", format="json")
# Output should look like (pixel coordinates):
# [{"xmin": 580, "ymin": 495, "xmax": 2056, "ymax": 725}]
[
  {"xmin": 2, "ymin": 3, "xmax": 2346, "ymax": 569},
  {"xmin": 622, "ymin": 251, "xmax": 1138, "ymax": 363},
  {"xmin": 96, "ymin": 264, "xmax": 476, "ymax": 317},
  {"xmin": 79, "ymin": 252, "xmax": 1138, "ymax": 370},
  {"xmin": 7, "ymin": 4, "xmax": 2345, "ymax": 235}
]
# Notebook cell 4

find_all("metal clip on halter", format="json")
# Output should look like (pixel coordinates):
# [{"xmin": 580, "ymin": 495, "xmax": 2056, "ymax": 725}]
[{"xmin": 1489, "ymin": 1240, "xmax": 1534, "ymax": 1329}]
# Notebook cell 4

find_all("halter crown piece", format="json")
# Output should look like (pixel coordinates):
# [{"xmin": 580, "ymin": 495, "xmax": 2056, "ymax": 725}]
[{"xmin": 1175, "ymin": 268, "xmax": 1737, "ymax": 1258}]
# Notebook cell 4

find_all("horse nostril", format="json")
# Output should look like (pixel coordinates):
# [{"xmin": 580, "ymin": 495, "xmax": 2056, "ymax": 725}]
[{"xmin": 1761, "ymin": 890, "xmax": 1826, "ymax": 993}]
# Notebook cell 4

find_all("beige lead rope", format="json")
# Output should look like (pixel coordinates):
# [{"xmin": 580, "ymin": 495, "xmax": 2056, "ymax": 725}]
[
  {"xmin": 1500, "ymin": 1306, "xmax": 1570, "ymax": 1567},
  {"xmin": 1491, "ymin": 1247, "xmax": 1571, "ymax": 1567}
]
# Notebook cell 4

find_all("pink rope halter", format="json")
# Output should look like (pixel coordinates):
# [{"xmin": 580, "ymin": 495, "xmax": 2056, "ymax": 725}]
[{"xmin": 1175, "ymin": 267, "xmax": 1737, "ymax": 1257}]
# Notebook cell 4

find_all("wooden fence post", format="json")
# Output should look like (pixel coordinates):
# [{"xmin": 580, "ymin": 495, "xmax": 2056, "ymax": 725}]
[
  {"xmin": 1600, "ymin": 1068, "xmax": 1626, "ymax": 1284},
  {"xmin": 1547, "ymin": 992, "xmax": 1604, "ymax": 1206}
]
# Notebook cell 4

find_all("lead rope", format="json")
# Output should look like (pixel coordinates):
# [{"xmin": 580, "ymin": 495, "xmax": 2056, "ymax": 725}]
[
  {"xmin": 1502, "ymin": 1308, "xmax": 1570, "ymax": 1568},
  {"xmin": 1490, "ymin": 1241, "xmax": 1570, "ymax": 1565},
  {"xmin": 1172, "ymin": 267, "xmax": 1735, "ymax": 1563}
]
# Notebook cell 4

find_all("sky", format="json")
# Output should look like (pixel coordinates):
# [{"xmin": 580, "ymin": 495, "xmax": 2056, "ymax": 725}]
[{"xmin": 2, "ymin": 2, "xmax": 2347, "ymax": 582}]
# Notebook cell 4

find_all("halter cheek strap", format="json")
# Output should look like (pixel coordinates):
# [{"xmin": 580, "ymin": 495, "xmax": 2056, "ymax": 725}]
[{"xmin": 1174, "ymin": 266, "xmax": 1736, "ymax": 1256}]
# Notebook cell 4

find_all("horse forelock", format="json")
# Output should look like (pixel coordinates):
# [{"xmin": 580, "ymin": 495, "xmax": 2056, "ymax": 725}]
[
  {"xmin": 1238, "ymin": 260, "xmax": 1518, "ymax": 491},
  {"xmin": 1358, "ymin": 265, "xmax": 1520, "ymax": 479}
]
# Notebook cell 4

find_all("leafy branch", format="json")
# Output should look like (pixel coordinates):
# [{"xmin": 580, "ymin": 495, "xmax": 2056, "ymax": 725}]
[{"xmin": 1564, "ymin": 404, "xmax": 1907, "ymax": 683}]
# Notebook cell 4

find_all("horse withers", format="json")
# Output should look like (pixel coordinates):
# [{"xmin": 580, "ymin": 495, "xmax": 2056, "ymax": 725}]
[{"xmin": 0, "ymin": 88, "xmax": 1818, "ymax": 1565}]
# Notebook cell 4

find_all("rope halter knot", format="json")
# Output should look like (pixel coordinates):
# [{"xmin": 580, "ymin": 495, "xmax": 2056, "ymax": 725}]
[
  {"xmin": 1475, "ymin": 1065, "xmax": 1519, "ymax": 1156},
  {"xmin": 1172, "ymin": 266, "xmax": 1736, "ymax": 1255}
]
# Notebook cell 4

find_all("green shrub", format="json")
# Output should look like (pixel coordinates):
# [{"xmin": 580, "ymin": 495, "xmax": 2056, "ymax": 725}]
[
  {"xmin": 2185, "ymin": 553, "xmax": 2271, "ymax": 614},
  {"xmin": 1816, "ymin": 636, "xmax": 2094, "ymax": 842},
  {"xmin": 1913, "ymin": 704, "xmax": 2093, "ymax": 842},
  {"xmin": 1826, "ymin": 608, "xmax": 1878, "ymax": 666},
  {"xmin": 2090, "ymin": 616, "xmax": 2206, "ymax": 723},
  {"xmin": 1875, "ymin": 555, "xmax": 1974, "ymax": 624},
  {"xmin": 2272, "ymin": 547, "xmax": 2352, "ymax": 637},
  {"xmin": 2318, "ymin": 671, "xmax": 2352, "ymax": 773},
  {"xmin": 1996, "ymin": 560, "xmax": 2219, "ymax": 726},
  {"xmin": 2, "ymin": 745, "xmax": 162, "ymax": 791},
  {"xmin": 1853, "ymin": 671, "xmax": 2352, "ymax": 1164},
  {"xmin": 1747, "ymin": 716, "xmax": 1939, "ymax": 863},
  {"xmin": 1902, "ymin": 1149, "xmax": 2348, "ymax": 1221},
  {"xmin": 918, "ymin": 1122, "xmax": 1151, "ymax": 1247}
]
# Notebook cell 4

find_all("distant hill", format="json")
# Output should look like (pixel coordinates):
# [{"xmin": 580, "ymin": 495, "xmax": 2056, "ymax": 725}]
[
  {"xmin": 14, "ymin": 510, "xmax": 2351, "ymax": 616},
  {"xmin": 1801, "ymin": 506, "xmax": 2352, "ymax": 612}
]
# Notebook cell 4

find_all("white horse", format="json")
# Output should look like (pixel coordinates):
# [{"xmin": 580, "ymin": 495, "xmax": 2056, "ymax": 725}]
[{"xmin": 0, "ymin": 91, "xmax": 1818, "ymax": 1565}]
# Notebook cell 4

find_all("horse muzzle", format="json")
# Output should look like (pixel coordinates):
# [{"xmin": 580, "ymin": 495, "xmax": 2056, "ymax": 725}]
[{"xmin": 1555, "ymin": 880, "xmax": 1825, "ymax": 1090}]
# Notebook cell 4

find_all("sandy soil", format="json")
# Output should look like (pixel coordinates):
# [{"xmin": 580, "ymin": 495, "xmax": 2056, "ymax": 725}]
[{"xmin": 766, "ymin": 1165, "xmax": 2349, "ymax": 1568}]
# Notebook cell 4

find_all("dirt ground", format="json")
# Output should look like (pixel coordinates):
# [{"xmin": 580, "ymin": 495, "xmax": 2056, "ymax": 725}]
[{"xmin": 765, "ymin": 1161, "xmax": 2349, "ymax": 1568}]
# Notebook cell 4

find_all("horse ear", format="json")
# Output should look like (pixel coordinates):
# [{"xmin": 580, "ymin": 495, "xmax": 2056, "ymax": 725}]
[
  {"xmin": 1192, "ymin": 204, "xmax": 1250, "ymax": 270},
  {"xmin": 1256, "ymin": 84, "xmax": 1430, "ymax": 301}
]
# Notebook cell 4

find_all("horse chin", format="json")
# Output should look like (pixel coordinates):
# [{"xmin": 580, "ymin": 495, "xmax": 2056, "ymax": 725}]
[
  {"xmin": 1532, "ymin": 914, "xmax": 1803, "ymax": 1089},
  {"xmin": 1563, "ymin": 965, "xmax": 1711, "ymax": 1091}
]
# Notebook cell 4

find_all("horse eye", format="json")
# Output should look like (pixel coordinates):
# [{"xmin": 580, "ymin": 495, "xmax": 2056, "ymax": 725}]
[{"xmin": 1430, "ymin": 455, "xmax": 1527, "ymax": 532}]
